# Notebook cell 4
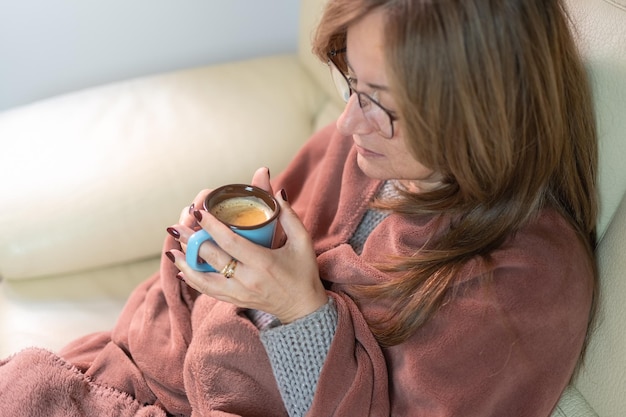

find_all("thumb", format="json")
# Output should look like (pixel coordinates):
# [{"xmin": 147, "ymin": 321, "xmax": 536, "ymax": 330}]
[{"xmin": 251, "ymin": 167, "xmax": 272, "ymax": 193}]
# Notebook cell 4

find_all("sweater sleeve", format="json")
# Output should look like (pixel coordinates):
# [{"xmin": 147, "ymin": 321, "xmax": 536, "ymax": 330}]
[{"xmin": 259, "ymin": 298, "xmax": 337, "ymax": 417}]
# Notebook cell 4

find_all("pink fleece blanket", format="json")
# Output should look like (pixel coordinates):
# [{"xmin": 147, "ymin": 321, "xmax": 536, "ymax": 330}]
[
  {"xmin": 0, "ymin": 271, "xmax": 386, "ymax": 416},
  {"xmin": 0, "ymin": 124, "xmax": 593, "ymax": 416}
]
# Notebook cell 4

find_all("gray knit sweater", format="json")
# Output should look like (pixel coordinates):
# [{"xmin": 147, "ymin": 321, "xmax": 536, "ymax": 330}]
[{"xmin": 249, "ymin": 181, "xmax": 396, "ymax": 417}]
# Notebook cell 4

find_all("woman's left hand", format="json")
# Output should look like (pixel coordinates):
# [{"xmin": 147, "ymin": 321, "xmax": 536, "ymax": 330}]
[{"xmin": 166, "ymin": 182, "xmax": 328, "ymax": 324}]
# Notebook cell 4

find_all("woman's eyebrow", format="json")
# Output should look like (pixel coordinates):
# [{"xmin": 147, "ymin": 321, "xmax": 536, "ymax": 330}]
[{"xmin": 346, "ymin": 61, "xmax": 390, "ymax": 91}]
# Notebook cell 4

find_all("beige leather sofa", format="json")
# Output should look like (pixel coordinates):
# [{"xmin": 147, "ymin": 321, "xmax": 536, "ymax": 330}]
[{"xmin": 0, "ymin": 0, "xmax": 624, "ymax": 415}]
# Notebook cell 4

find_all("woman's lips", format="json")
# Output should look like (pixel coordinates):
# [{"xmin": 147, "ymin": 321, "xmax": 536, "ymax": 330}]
[{"xmin": 354, "ymin": 143, "xmax": 384, "ymax": 158}]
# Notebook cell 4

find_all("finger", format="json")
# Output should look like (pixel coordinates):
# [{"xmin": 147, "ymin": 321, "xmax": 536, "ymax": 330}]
[
  {"xmin": 191, "ymin": 189, "xmax": 211, "ymax": 208},
  {"xmin": 195, "ymin": 237, "xmax": 236, "ymax": 273},
  {"xmin": 166, "ymin": 249, "xmax": 234, "ymax": 300},
  {"xmin": 181, "ymin": 189, "xmax": 211, "ymax": 228},
  {"xmin": 167, "ymin": 223, "xmax": 195, "ymax": 244},
  {"xmin": 274, "ymin": 189, "xmax": 310, "ymax": 250},
  {"xmin": 177, "ymin": 216, "xmax": 236, "ymax": 272},
  {"xmin": 250, "ymin": 167, "xmax": 273, "ymax": 193},
  {"xmin": 168, "ymin": 220, "xmax": 234, "ymax": 272},
  {"xmin": 166, "ymin": 223, "xmax": 197, "ymax": 253},
  {"xmin": 178, "ymin": 206, "xmax": 191, "ymax": 225},
  {"xmin": 193, "ymin": 209, "xmax": 268, "ymax": 268}
]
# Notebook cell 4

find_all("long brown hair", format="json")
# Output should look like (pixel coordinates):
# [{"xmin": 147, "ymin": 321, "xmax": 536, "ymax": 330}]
[{"xmin": 313, "ymin": 0, "xmax": 598, "ymax": 348}]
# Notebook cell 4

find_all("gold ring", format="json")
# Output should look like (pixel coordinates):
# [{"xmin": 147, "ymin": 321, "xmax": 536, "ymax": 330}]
[{"xmin": 220, "ymin": 258, "xmax": 238, "ymax": 279}]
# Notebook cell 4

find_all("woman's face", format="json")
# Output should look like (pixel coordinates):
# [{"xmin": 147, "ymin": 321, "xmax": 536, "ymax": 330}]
[{"xmin": 337, "ymin": 9, "xmax": 442, "ymax": 192}]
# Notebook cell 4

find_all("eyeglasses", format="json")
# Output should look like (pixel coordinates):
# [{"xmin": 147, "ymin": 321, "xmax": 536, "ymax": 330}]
[{"xmin": 327, "ymin": 49, "xmax": 397, "ymax": 139}]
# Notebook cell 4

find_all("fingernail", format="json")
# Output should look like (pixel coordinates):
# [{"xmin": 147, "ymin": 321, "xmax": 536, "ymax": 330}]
[
  {"xmin": 166, "ymin": 227, "xmax": 180, "ymax": 239},
  {"xmin": 193, "ymin": 210, "xmax": 203, "ymax": 222},
  {"xmin": 176, "ymin": 273, "xmax": 186, "ymax": 283},
  {"xmin": 188, "ymin": 203, "xmax": 195, "ymax": 214},
  {"xmin": 280, "ymin": 188, "xmax": 288, "ymax": 201},
  {"xmin": 165, "ymin": 251, "xmax": 176, "ymax": 263}
]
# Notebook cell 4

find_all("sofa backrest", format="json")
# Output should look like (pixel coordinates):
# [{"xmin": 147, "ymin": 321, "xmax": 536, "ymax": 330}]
[
  {"xmin": 297, "ymin": 0, "xmax": 344, "ymax": 131},
  {"xmin": 579, "ymin": 192, "xmax": 626, "ymax": 417},
  {"xmin": 549, "ymin": 1, "xmax": 626, "ymax": 415},
  {"xmin": 564, "ymin": 0, "xmax": 626, "ymax": 238}
]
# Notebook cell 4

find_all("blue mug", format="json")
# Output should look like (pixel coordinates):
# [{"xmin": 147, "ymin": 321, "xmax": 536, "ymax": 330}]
[{"xmin": 185, "ymin": 184, "xmax": 281, "ymax": 272}]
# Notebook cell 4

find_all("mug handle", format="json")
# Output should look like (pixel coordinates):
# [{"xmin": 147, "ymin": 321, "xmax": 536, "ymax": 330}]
[{"xmin": 185, "ymin": 229, "xmax": 218, "ymax": 272}]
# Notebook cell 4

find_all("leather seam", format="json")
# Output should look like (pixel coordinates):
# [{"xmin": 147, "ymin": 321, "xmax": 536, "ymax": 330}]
[{"xmin": 603, "ymin": 0, "xmax": 626, "ymax": 12}]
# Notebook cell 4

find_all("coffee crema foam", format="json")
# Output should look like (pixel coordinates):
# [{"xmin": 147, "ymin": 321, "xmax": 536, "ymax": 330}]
[{"xmin": 210, "ymin": 196, "xmax": 272, "ymax": 227}]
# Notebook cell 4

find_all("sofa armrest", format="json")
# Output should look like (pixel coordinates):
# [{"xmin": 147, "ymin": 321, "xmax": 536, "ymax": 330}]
[{"xmin": 0, "ymin": 54, "xmax": 331, "ymax": 281}]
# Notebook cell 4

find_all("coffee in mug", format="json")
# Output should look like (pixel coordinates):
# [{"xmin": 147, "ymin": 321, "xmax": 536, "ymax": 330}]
[
  {"xmin": 209, "ymin": 196, "xmax": 273, "ymax": 227},
  {"xmin": 185, "ymin": 184, "xmax": 281, "ymax": 272}
]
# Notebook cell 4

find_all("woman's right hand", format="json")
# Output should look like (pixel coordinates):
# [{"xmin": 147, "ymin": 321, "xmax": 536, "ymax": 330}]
[
  {"xmin": 165, "ymin": 166, "xmax": 328, "ymax": 323},
  {"xmin": 169, "ymin": 186, "xmax": 328, "ymax": 324}
]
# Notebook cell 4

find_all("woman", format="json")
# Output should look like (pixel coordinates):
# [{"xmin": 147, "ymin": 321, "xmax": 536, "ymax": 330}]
[{"xmin": 0, "ymin": 0, "xmax": 596, "ymax": 416}]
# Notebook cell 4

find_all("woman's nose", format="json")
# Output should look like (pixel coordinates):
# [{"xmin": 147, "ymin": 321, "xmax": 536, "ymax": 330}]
[{"xmin": 336, "ymin": 94, "xmax": 374, "ymax": 137}]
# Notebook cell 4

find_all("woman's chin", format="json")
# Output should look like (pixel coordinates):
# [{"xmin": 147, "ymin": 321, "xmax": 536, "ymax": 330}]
[{"xmin": 356, "ymin": 156, "xmax": 388, "ymax": 180}]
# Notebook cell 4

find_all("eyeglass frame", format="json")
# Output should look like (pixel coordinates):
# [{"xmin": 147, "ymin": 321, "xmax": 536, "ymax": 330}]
[{"xmin": 327, "ymin": 48, "xmax": 397, "ymax": 139}]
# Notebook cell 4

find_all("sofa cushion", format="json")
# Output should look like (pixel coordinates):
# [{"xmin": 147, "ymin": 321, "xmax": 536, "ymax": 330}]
[{"xmin": 0, "ymin": 256, "xmax": 160, "ymax": 357}]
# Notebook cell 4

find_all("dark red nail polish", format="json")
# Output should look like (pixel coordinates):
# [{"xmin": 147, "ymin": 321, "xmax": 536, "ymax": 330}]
[
  {"xmin": 166, "ymin": 227, "xmax": 180, "ymax": 239},
  {"xmin": 193, "ymin": 210, "xmax": 203, "ymax": 222},
  {"xmin": 188, "ymin": 203, "xmax": 195, "ymax": 214},
  {"xmin": 280, "ymin": 188, "xmax": 288, "ymax": 201},
  {"xmin": 165, "ymin": 251, "xmax": 175, "ymax": 263}
]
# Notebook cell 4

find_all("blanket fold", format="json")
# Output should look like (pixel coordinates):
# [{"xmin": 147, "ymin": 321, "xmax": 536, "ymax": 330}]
[{"xmin": 0, "ymin": 347, "xmax": 166, "ymax": 417}]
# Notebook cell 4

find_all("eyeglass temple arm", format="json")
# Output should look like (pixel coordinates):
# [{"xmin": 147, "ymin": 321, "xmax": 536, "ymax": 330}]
[{"xmin": 327, "ymin": 47, "xmax": 347, "ymax": 58}]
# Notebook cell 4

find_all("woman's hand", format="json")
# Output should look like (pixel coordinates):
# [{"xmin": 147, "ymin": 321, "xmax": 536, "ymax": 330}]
[{"xmin": 166, "ymin": 167, "xmax": 328, "ymax": 323}]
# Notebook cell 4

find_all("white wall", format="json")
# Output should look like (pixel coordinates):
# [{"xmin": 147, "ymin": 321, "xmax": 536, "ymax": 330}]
[{"xmin": 0, "ymin": 0, "xmax": 300, "ymax": 112}]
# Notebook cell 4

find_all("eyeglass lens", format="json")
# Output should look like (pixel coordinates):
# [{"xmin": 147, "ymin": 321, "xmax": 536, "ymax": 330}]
[{"xmin": 328, "ymin": 60, "xmax": 394, "ymax": 138}]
